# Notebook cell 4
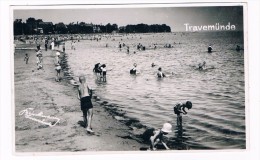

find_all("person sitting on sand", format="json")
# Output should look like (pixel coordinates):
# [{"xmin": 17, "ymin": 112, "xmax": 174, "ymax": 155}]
[
  {"xmin": 157, "ymin": 67, "xmax": 166, "ymax": 78},
  {"xmin": 151, "ymin": 63, "xmax": 156, "ymax": 67},
  {"xmin": 55, "ymin": 52, "xmax": 62, "ymax": 82},
  {"xmin": 24, "ymin": 53, "xmax": 29, "ymax": 64},
  {"xmin": 173, "ymin": 101, "xmax": 192, "ymax": 126},
  {"xmin": 77, "ymin": 76, "xmax": 94, "ymax": 133},
  {"xmin": 198, "ymin": 61, "xmax": 206, "ymax": 70},
  {"xmin": 142, "ymin": 123, "xmax": 172, "ymax": 151},
  {"xmin": 130, "ymin": 63, "xmax": 138, "ymax": 75}
]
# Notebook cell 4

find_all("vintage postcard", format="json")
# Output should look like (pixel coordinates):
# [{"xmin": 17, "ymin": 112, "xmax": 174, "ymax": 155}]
[{"xmin": 11, "ymin": 2, "xmax": 247, "ymax": 156}]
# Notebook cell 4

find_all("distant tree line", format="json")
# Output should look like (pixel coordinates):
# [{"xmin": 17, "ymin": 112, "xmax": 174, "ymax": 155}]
[
  {"xmin": 13, "ymin": 17, "xmax": 171, "ymax": 35},
  {"xmin": 120, "ymin": 24, "xmax": 171, "ymax": 33}
]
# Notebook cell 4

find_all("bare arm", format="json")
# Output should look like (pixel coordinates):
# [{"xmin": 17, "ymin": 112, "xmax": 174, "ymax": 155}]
[
  {"xmin": 87, "ymin": 85, "xmax": 93, "ymax": 97},
  {"xmin": 182, "ymin": 107, "xmax": 187, "ymax": 114},
  {"xmin": 149, "ymin": 131, "xmax": 160, "ymax": 150},
  {"xmin": 77, "ymin": 86, "xmax": 82, "ymax": 100}
]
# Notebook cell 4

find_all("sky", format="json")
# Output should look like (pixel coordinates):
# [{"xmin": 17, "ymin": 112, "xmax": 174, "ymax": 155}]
[{"xmin": 14, "ymin": 6, "xmax": 244, "ymax": 32}]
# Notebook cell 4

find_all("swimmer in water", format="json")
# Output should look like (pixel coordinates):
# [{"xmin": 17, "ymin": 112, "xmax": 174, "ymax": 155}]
[
  {"xmin": 236, "ymin": 45, "xmax": 241, "ymax": 51},
  {"xmin": 130, "ymin": 63, "xmax": 137, "ymax": 75},
  {"xmin": 208, "ymin": 45, "xmax": 212, "ymax": 53},
  {"xmin": 157, "ymin": 67, "xmax": 166, "ymax": 78},
  {"xmin": 93, "ymin": 63, "xmax": 101, "ymax": 76},
  {"xmin": 198, "ymin": 61, "xmax": 206, "ymax": 70}
]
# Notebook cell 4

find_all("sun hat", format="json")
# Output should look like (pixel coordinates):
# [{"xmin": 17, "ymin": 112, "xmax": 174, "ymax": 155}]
[{"xmin": 161, "ymin": 123, "xmax": 172, "ymax": 133}]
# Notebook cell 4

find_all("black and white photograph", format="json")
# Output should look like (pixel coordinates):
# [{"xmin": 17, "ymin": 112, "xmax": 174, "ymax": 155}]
[
  {"xmin": 12, "ymin": 4, "xmax": 246, "ymax": 152},
  {"xmin": 1, "ymin": 1, "xmax": 260, "ymax": 160}
]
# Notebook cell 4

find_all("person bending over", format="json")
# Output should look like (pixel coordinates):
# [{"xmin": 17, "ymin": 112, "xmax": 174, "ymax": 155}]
[
  {"xmin": 173, "ymin": 101, "xmax": 192, "ymax": 126},
  {"xmin": 142, "ymin": 123, "xmax": 172, "ymax": 151}
]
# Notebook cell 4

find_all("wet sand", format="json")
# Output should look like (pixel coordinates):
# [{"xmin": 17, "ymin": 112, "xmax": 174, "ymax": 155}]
[{"xmin": 14, "ymin": 44, "xmax": 145, "ymax": 152}]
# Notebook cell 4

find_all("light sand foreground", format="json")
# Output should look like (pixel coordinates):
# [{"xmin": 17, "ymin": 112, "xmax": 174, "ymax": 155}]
[{"xmin": 14, "ymin": 46, "xmax": 144, "ymax": 152}]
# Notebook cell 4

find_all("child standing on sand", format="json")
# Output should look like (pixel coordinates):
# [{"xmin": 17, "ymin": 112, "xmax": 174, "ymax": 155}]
[
  {"xmin": 77, "ymin": 76, "xmax": 94, "ymax": 133},
  {"xmin": 24, "ymin": 53, "xmax": 29, "ymax": 64},
  {"xmin": 55, "ymin": 52, "xmax": 62, "ymax": 82},
  {"xmin": 142, "ymin": 123, "xmax": 172, "ymax": 151},
  {"xmin": 36, "ymin": 50, "xmax": 43, "ymax": 70},
  {"xmin": 173, "ymin": 101, "xmax": 192, "ymax": 126}
]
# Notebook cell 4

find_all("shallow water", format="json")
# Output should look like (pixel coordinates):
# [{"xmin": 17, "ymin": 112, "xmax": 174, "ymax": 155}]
[{"xmin": 67, "ymin": 31, "xmax": 245, "ymax": 149}]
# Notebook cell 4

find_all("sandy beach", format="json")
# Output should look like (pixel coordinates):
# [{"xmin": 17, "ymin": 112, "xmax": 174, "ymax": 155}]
[{"xmin": 14, "ymin": 43, "xmax": 145, "ymax": 152}]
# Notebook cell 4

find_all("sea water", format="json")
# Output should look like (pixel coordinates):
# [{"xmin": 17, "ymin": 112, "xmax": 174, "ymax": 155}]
[{"xmin": 67, "ymin": 31, "xmax": 245, "ymax": 149}]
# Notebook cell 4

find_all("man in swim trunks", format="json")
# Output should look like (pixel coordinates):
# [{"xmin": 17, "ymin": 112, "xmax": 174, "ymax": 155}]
[{"xmin": 78, "ymin": 76, "xmax": 94, "ymax": 133}]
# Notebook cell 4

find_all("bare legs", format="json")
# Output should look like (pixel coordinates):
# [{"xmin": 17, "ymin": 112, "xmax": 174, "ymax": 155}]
[
  {"xmin": 56, "ymin": 70, "xmax": 60, "ymax": 82},
  {"xmin": 83, "ymin": 108, "xmax": 94, "ymax": 133},
  {"xmin": 177, "ymin": 115, "xmax": 182, "ymax": 127}
]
